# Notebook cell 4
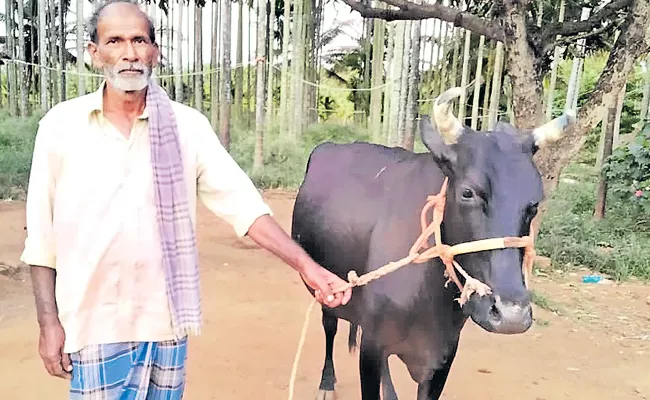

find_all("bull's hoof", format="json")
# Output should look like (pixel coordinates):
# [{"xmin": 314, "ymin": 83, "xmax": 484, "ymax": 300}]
[{"xmin": 316, "ymin": 389, "xmax": 337, "ymax": 400}]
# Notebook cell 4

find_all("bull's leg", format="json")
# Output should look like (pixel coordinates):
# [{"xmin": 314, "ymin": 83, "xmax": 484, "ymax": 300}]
[
  {"xmin": 316, "ymin": 308, "xmax": 338, "ymax": 400},
  {"xmin": 381, "ymin": 357, "xmax": 399, "ymax": 400},
  {"xmin": 415, "ymin": 344, "xmax": 459, "ymax": 400},
  {"xmin": 359, "ymin": 335, "xmax": 382, "ymax": 400}
]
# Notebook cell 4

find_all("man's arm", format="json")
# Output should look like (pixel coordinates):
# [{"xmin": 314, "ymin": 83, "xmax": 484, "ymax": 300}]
[
  {"xmin": 194, "ymin": 116, "xmax": 352, "ymax": 307},
  {"xmin": 245, "ymin": 215, "xmax": 352, "ymax": 307},
  {"xmin": 21, "ymin": 116, "xmax": 71, "ymax": 379},
  {"xmin": 31, "ymin": 265, "xmax": 59, "ymax": 327}
]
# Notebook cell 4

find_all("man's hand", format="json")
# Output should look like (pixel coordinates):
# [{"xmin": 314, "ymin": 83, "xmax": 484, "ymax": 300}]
[
  {"xmin": 38, "ymin": 322, "xmax": 72, "ymax": 380},
  {"xmin": 300, "ymin": 262, "xmax": 353, "ymax": 308},
  {"xmin": 30, "ymin": 266, "xmax": 71, "ymax": 380}
]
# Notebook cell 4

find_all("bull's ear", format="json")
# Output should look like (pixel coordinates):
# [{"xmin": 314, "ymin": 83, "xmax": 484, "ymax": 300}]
[{"xmin": 420, "ymin": 115, "xmax": 457, "ymax": 177}]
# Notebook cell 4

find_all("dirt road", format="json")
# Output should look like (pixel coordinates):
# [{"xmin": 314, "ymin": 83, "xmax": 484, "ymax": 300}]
[{"xmin": 1, "ymin": 192, "xmax": 648, "ymax": 399}]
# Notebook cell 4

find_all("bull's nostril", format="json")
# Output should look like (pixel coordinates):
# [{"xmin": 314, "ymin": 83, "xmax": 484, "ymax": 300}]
[{"xmin": 489, "ymin": 304, "xmax": 500, "ymax": 321}]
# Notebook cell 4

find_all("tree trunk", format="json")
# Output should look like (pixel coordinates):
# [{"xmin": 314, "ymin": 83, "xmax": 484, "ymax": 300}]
[
  {"xmin": 279, "ymin": 0, "xmax": 292, "ymax": 139},
  {"xmin": 534, "ymin": 0, "xmax": 650, "ymax": 229},
  {"xmin": 253, "ymin": 0, "xmax": 267, "ymax": 174},
  {"xmin": 637, "ymin": 56, "xmax": 650, "ymax": 129},
  {"xmin": 382, "ymin": 22, "xmax": 395, "ymax": 144},
  {"xmin": 487, "ymin": 41, "xmax": 505, "ymax": 129},
  {"xmin": 211, "ymin": 0, "xmax": 221, "ymax": 129},
  {"xmin": 39, "ymin": 0, "xmax": 48, "ymax": 111},
  {"xmin": 221, "ymin": 0, "xmax": 233, "ymax": 150},
  {"xmin": 49, "ymin": 0, "xmax": 58, "ymax": 105},
  {"xmin": 450, "ymin": 27, "xmax": 461, "ymax": 114},
  {"xmin": 397, "ymin": 21, "xmax": 412, "ymax": 145},
  {"xmin": 194, "ymin": 4, "xmax": 203, "ymax": 112},
  {"xmin": 265, "ymin": 0, "xmax": 277, "ymax": 130},
  {"xmin": 565, "ymin": 7, "xmax": 591, "ymax": 112},
  {"xmin": 640, "ymin": 56, "xmax": 650, "ymax": 126},
  {"xmin": 77, "ymin": 1, "xmax": 86, "ymax": 96},
  {"xmin": 248, "ymin": 1, "xmax": 254, "ymax": 125},
  {"xmin": 457, "ymin": 29, "xmax": 471, "ymax": 123},
  {"xmin": 388, "ymin": 21, "xmax": 405, "ymax": 146},
  {"xmin": 175, "ymin": 3, "xmax": 184, "ymax": 102},
  {"xmin": 17, "ymin": 0, "xmax": 28, "ymax": 115},
  {"xmin": 59, "ymin": 1, "xmax": 66, "ymax": 103},
  {"xmin": 369, "ymin": 16, "xmax": 386, "ymax": 142},
  {"xmin": 480, "ymin": 40, "xmax": 494, "ymax": 131},
  {"xmin": 438, "ymin": 20, "xmax": 449, "ymax": 94},
  {"xmin": 235, "ymin": 0, "xmax": 244, "ymax": 120},
  {"xmin": 471, "ymin": 35, "xmax": 485, "ymax": 129},
  {"xmin": 593, "ymin": 107, "xmax": 616, "ymax": 220},
  {"xmin": 5, "ymin": 0, "xmax": 17, "ymax": 115},
  {"xmin": 404, "ymin": 20, "xmax": 422, "ymax": 151},
  {"xmin": 545, "ymin": 0, "xmax": 566, "ymax": 120},
  {"xmin": 502, "ymin": 7, "xmax": 542, "ymax": 129},
  {"xmin": 291, "ymin": 0, "xmax": 305, "ymax": 139}
]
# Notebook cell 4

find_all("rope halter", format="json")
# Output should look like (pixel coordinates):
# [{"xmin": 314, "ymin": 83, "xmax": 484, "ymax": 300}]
[{"xmin": 335, "ymin": 177, "xmax": 537, "ymax": 306}]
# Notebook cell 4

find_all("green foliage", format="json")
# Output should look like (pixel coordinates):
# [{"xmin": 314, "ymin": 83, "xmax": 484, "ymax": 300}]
[
  {"xmin": 229, "ymin": 119, "xmax": 370, "ymax": 189},
  {"xmin": 537, "ymin": 163, "xmax": 650, "ymax": 281},
  {"xmin": 0, "ymin": 109, "xmax": 43, "ymax": 200},
  {"xmin": 602, "ymin": 122, "xmax": 650, "ymax": 213}
]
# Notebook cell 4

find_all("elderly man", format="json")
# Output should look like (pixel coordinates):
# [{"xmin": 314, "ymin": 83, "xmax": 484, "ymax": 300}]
[{"xmin": 21, "ymin": 0, "xmax": 352, "ymax": 398}]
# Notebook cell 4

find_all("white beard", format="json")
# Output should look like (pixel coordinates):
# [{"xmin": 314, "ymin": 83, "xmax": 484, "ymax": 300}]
[{"xmin": 104, "ymin": 63, "xmax": 152, "ymax": 92}]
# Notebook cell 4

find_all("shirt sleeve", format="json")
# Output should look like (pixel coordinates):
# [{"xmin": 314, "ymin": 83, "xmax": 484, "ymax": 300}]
[
  {"xmin": 194, "ymin": 116, "xmax": 273, "ymax": 237},
  {"xmin": 20, "ymin": 114, "xmax": 60, "ymax": 269}
]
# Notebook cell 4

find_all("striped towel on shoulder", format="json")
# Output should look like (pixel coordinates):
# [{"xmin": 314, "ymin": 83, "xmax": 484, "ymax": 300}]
[{"xmin": 146, "ymin": 82, "xmax": 202, "ymax": 337}]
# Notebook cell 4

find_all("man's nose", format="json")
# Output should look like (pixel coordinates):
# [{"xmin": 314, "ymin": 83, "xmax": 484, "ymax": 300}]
[{"xmin": 122, "ymin": 42, "xmax": 138, "ymax": 61}]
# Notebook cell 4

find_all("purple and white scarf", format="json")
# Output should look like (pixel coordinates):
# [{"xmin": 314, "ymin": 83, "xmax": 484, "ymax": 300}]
[{"xmin": 146, "ymin": 81, "xmax": 202, "ymax": 337}]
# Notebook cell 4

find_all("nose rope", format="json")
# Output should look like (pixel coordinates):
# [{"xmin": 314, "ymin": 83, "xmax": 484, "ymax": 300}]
[{"xmin": 333, "ymin": 177, "xmax": 536, "ymax": 306}]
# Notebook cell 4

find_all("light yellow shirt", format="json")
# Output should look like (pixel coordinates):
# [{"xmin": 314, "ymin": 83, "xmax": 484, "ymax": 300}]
[{"xmin": 20, "ymin": 83, "xmax": 272, "ymax": 353}]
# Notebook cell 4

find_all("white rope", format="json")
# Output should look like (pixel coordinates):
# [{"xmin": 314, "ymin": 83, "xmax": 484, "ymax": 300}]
[{"xmin": 287, "ymin": 298, "xmax": 316, "ymax": 400}]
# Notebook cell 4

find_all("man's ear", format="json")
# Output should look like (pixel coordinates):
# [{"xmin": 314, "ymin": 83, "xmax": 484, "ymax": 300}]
[{"xmin": 87, "ymin": 42, "xmax": 102, "ymax": 69}]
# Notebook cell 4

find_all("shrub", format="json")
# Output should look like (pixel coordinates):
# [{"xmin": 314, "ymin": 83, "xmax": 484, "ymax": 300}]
[{"xmin": 602, "ymin": 122, "xmax": 650, "ymax": 213}]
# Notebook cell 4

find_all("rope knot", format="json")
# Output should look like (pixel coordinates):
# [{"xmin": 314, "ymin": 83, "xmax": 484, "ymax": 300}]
[
  {"xmin": 440, "ymin": 245, "xmax": 455, "ymax": 266},
  {"xmin": 347, "ymin": 271, "xmax": 360, "ymax": 286}
]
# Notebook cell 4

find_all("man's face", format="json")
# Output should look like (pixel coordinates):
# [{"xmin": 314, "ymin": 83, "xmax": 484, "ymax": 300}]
[{"xmin": 88, "ymin": 4, "xmax": 159, "ymax": 92}]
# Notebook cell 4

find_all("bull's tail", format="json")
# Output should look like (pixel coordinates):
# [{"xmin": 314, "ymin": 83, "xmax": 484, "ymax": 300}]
[{"xmin": 348, "ymin": 322, "xmax": 360, "ymax": 353}]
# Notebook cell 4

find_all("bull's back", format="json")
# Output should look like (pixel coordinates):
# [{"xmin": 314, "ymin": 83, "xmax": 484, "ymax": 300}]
[{"xmin": 291, "ymin": 142, "xmax": 421, "ymax": 279}]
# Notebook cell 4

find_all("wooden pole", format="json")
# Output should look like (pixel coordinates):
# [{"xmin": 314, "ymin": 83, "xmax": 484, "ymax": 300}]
[{"xmin": 593, "ymin": 106, "xmax": 616, "ymax": 220}]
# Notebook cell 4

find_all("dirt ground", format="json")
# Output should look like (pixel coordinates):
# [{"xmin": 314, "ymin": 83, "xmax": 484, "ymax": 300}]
[{"xmin": 0, "ymin": 191, "xmax": 649, "ymax": 400}]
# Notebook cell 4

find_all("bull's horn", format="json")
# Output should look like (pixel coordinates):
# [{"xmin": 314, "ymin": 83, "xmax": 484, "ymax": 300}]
[
  {"xmin": 531, "ymin": 109, "xmax": 577, "ymax": 147},
  {"xmin": 432, "ymin": 87, "xmax": 465, "ymax": 144}
]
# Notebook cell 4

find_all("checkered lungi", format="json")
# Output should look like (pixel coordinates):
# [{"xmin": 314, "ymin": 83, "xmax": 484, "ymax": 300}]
[{"xmin": 68, "ymin": 336, "xmax": 188, "ymax": 400}]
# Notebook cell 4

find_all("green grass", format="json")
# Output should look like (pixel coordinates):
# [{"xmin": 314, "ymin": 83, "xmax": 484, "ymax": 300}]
[
  {"xmin": 536, "ymin": 162, "xmax": 650, "ymax": 281},
  {"xmin": 0, "ymin": 110, "xmax": 43, "ymax": 200}
]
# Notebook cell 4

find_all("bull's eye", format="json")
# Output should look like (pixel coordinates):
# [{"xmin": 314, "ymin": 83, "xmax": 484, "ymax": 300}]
[
  {"xmin": 527, "ymin": 202, "xmax": 539, "ymax": 215},
  {"xmin": 462, "ymin": 188, "xmax": 474, "ymax": 199}
]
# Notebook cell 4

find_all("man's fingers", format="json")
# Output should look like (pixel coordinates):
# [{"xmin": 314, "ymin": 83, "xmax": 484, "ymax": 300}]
[
  {"xmin": 44, "ymin": 357, "xmax": 70, "ymax": 379},
  {"xmin": 61, "ymin": 352, "xmax": 73, "ymax": 375},
  {"xmin": 343, "ymin": 288, "xmax": 352, "ymax": 305}
]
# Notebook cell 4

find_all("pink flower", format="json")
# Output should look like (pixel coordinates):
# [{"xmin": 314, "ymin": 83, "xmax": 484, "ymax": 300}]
[{"xmin": 635, "ymin": 190, "xmax": 643, "ymax": 198}]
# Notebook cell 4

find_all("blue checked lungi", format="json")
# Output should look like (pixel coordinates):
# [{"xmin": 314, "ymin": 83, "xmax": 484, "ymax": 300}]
[{"xmin": 68, "ymin": 336, "xmax": 188, "ymax": 400}]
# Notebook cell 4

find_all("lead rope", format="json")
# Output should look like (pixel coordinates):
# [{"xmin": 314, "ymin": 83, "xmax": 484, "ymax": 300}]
[{"xmin": 287, "ymin": 177, "xmax": 536, "ymax": 400}]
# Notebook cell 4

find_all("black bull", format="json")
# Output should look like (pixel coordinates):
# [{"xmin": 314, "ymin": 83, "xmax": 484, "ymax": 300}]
[{"xmin": 290, "ymin": 87, "xmax": 576, "ymax": 400}]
